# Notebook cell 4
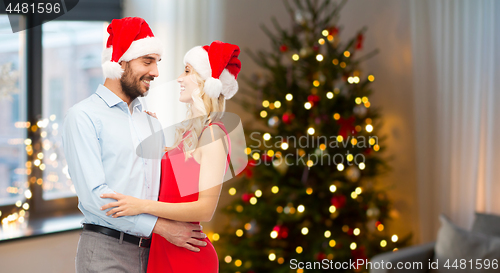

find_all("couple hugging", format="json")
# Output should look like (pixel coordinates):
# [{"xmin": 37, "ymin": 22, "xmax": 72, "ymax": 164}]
[{"xmin": 62, "ymin": 17, "xmax": 241, "ymax": 273}]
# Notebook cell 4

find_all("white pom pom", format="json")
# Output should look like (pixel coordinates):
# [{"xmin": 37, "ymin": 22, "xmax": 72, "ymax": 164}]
[
  {"xmin": 102, "ymin": 61, "xmax": 124, "ymax": 80},
  {"xmin": 204, "ymin": 77, "xmax": 223, "ymax": 98}
]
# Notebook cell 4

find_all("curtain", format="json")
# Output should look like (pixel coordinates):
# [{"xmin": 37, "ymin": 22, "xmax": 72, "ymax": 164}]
[
  {"xmin": 410, "ymin": 0, "xmax": 500, "ymax": 243},
  {"xmin": 123, "ymin": 0, "xmax": 225, "ymax": 128}
]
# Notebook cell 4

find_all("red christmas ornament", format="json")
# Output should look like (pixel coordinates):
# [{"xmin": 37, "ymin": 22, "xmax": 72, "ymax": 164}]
[
  {"xmin": 337, "ymin": 116, "xmax": 356, "ymax": 138},
  {"xmin": 280, "ymin": 226, "xmax": 289, "ymax": 238},
  {"xmin": 355, "ymin": 33, "xmax": 364, "ymax": 50},
  {"xmin": 282, "ymin": 112, "xmax": 295, "ymax": 125},
  {"xmin": 331, "ymin": 195, "xmax": 347, "ymax": 209},
  {"xmin": 316, "ymin": 252, "xmax": 326, "ymax": 261},
  {"xmin": 242, "ymin": 193, "xmax": 255, "ymax": 203},
  {"xmin": 347, "ymin": 228, "xmax": 354, "ymax": 236},
  {"xmin": 307, "ymin": 94, "xmax": 320, "ymax": 103},
  {"xmin": 279, "ymin": 44, "xmax": 288, "ymax": 52},
  {"xmin": 328, "ymin": 26, "xmax": 339, "ymax": 36},
  {"xmin": 244, "ymin": 158, "xmax": 256, "ymax": 178},
  {"xmin": 261, "ymin": 153, "xmax": 273, "ymax": 163},
  {"xmin": 351, "ymin": 246, "xmax": 368, "ymax": 266}
]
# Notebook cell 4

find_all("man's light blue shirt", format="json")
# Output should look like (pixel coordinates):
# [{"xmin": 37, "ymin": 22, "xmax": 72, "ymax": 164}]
[{"xmin": 62, "ymin": 84, "xmax": 164, "ymax": 237}]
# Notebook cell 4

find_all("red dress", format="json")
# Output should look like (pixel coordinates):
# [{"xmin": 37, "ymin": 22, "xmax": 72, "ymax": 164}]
[{"xmin": 147, "ymin": 122, "xmax": 230, "ymax": 273}]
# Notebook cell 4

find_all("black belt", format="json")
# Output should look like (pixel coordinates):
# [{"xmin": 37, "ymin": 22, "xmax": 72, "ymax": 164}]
[{"xmin": 83, "ymin": 223, "xmax": 151, "ymax": 248}]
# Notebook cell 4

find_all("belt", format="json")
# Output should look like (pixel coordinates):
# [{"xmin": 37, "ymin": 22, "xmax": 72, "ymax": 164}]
[{"xmin": 82, "ymin": 223, "xmax": 151, "ymax": 248}]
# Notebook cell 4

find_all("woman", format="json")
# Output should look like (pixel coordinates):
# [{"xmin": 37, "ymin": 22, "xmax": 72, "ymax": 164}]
[{"xmin": 100, "ymin": 40, "xmax": 241, "ymax": 273}]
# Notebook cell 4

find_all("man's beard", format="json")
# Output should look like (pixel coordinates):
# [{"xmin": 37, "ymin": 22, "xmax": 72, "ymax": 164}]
[{"xmin": 120, "ymin": 63, "xmax": 149, "ymax": 101}]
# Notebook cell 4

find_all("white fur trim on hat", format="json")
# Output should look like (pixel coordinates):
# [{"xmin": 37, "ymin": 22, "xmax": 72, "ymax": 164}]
[
  {"xmin": 101, "ymin": 36, "xmax": 163, "ymax": 79},
  {"xmin": 183, "ymin": 46, "xmax": 211, "ymax": 79},
  {"xmin": 204, "ymin": 77, "xmax": 223, "ymax": 98},
  {"xmin": 120, "ymin": 36, "xmax": 163, "ymax": 62},
  {"xmin": 219, "ymin": 69, "xmax": 239, "ymax": 99},
  {"xmin": 102, "ymin": 61, "xmax": 124, "ymax": 80}
]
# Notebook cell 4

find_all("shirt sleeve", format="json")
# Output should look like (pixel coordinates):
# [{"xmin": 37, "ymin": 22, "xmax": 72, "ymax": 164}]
[{"xmin": 62, "ymin": 106, "xmax": 158, "ymax": 237}]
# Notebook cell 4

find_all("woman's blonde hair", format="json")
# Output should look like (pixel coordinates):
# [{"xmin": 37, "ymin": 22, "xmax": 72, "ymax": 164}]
[{"xmin": 166, "ymin": 69, "xmax": 226, "ymax": 160}]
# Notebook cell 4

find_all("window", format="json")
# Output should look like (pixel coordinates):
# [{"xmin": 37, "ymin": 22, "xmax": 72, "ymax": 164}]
[
  {"xmin": 0, "ymin": 1, "xmax": 121, "ymax": 233},
  {"xmin": 41, "ymin": 21, "xmax": 107, "ymax": 201},
  {"xmin": 0, "ymin": 15, "xmax": 27, "ymax": 208}
]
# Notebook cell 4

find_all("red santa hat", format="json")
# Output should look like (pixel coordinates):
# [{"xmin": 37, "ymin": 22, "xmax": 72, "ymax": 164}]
[
  {"xmin": 183, "ymin": 41, "xmax": 241, "ymax": 99},
  {"xmin": 102, "ymin": 17, "xmax": 163, "ymax": 79}
]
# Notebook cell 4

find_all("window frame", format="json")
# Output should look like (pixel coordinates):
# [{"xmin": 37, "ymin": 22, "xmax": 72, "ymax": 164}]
[{"xmin": 0, "ymin": 0, "xmax": 122, "ymax": 219}]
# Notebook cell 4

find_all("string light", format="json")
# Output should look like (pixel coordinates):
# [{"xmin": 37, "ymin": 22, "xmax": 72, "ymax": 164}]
[
  {"xmin": 269, "ymin": 253, "xmax": 276, "ymax": 261},
  {"xmin": 272, "ymin": 186, "xmax": 279, "ymax": 194},
  {"xmin": 255, "ymin": 190, "xmax": 262, "ymax": 197},
  {"xmin": 234, "ymin": 260, "xmax": 242, "ymax": 267},
  {"xmin": 297, "ymin": 205, "xmax": 305, "ymax": 213},
  {"xmin": 292, "ymin": 54, "xmax": 300, "ymax": 61},
  {"xmin": 322, "ymin": 30, "xmax": 329, "ymax": 36},
  {"xmin": 296, "ymin": 246, "xmax": 303, "ymax": 254},
  {"xmin": 380, "ymin": 240, "xmax": 387, "ymax": 247},
  {"xmin": 270, "ymin": 231, "xmax": 278, "ymax": 239},
  {"xmin": 326, "ymin": 92, "xmax": 334, "ymax": 99},
  {"xmin": 329, "ymin": 240, "xmax": 336, "ymax": 247},
  {"xmin": 350, "ymin": 242, "xmax": 357, "ymax": 250},
  {"xmin": 281, "ymin": 142, "xmax": 289, "ymax": 150},
  {"xmin": 324, "ymin": 230, "xmax": 331, "ymax": 238},
  {"xmin": 236, "ymin": 229, "xmax": 244, "ymax": 237},
  {"xmin": 301, "ymin": 227, "xmax": 309, "ymax": 235},
  {"xmin": 260, "ymin": 110, "xmax": 268, "ymax": 118},
  {"xmin": 313, "ymin": 80, "xmax": 320, "ymax": 87},
  {"xmin": 274, "ymin": 101, "xmax": 281, "ymax": 108},
  {"xmin": 329, "ymin": 185, "xmax": 337, "ymax": 192},
  {"xmin": 263, "ymin": 133, "xmax": 271, "ymax": 141},
  {"xmin": 225, "ymin": 256, "xmax": 232, "ymax": 263},
  {"xmin": 344, "ymin": 51, "xmax": 351, "ymax": 57},
  {"xmin": 329, "ymin": 205, "xmax": 336, "ymax": 213},
  {"xmin": 353, "ymin": 228, "xmax": 360, "ymax": 236},
  {"xmin": 332, "ymin": 59, "xmax": 339, "ymax": 65},
  {"xmin": 229, "ymin": 188, "xmax": 236, "ymax": 195},
  {"xmin": 307, "ymin": 127, "xmax": 315, "ymax": 135},
  {"xmin": 285, "ymin": 93, "xmax": 293, "ymax": 101},
  {"xmin": 392, "ymin": 235, "xmax": 399, "ymax": 242},
  {"xmin": 304, "ymin": 102, "xmax": 312, "ymax": 109},
  {"xmin": 359, "ymin": 162, "xmax": 366, "ymax": 170},
  {"xmin": 366, "ymin": 124, "xmax": 373, "ymax": 132},
  {"xmin": 316, "ymin": 54, "xmax": 324, "ymax": 62},
  {"xmin": 318, "ymin": 38, "xmax": 325, "ymax": 45},
  {"xmin": 368, "ymin": 75, "xmax": 375, "ymax": 81},
  {"xmin": 249, "ymin": 197, "xmax": 257, "ymax": 205}
]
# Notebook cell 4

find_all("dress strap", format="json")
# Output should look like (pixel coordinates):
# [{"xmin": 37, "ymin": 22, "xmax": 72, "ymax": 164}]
[{"xmin": 199, "ymin": 122, "xmax": 232, "ymax": 173}]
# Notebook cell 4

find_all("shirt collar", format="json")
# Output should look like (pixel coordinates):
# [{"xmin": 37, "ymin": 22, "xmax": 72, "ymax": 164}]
[
  {"xmin": 130, "ymin": 97, "xmax": 143, "ymax": 112},
  {"xmin": 95, "ymin": 85, "xmax": 123, "ymax": 108},
  {"xmin": 95, "ymin": 85, "xmax": 143, "ymax": 112}
]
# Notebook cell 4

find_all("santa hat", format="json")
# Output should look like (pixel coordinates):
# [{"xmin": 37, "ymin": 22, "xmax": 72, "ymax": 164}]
[
  {"xmin": 102, "ymin": 17, "xmax": 163, "ymax": 79},
  {"xmin": 183, "ymin": 41, "xmax": 241, "ymax": 99}
]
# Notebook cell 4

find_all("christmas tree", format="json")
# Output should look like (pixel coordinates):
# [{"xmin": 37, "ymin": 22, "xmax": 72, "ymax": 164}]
[{"xmin": 214, "ymin": 0, "xmax": 411, "ymax": 272}]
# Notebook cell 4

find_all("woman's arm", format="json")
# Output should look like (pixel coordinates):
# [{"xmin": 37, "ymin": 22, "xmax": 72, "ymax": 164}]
[{"xmin": 101, "ymin": 125, "xmax": 228, "ymax": 222}]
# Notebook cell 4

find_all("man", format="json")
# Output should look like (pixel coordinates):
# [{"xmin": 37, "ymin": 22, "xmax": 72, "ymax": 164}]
[{"xmin": 62, "ymin": 17, "xmax": 206, "ymax": 273}]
